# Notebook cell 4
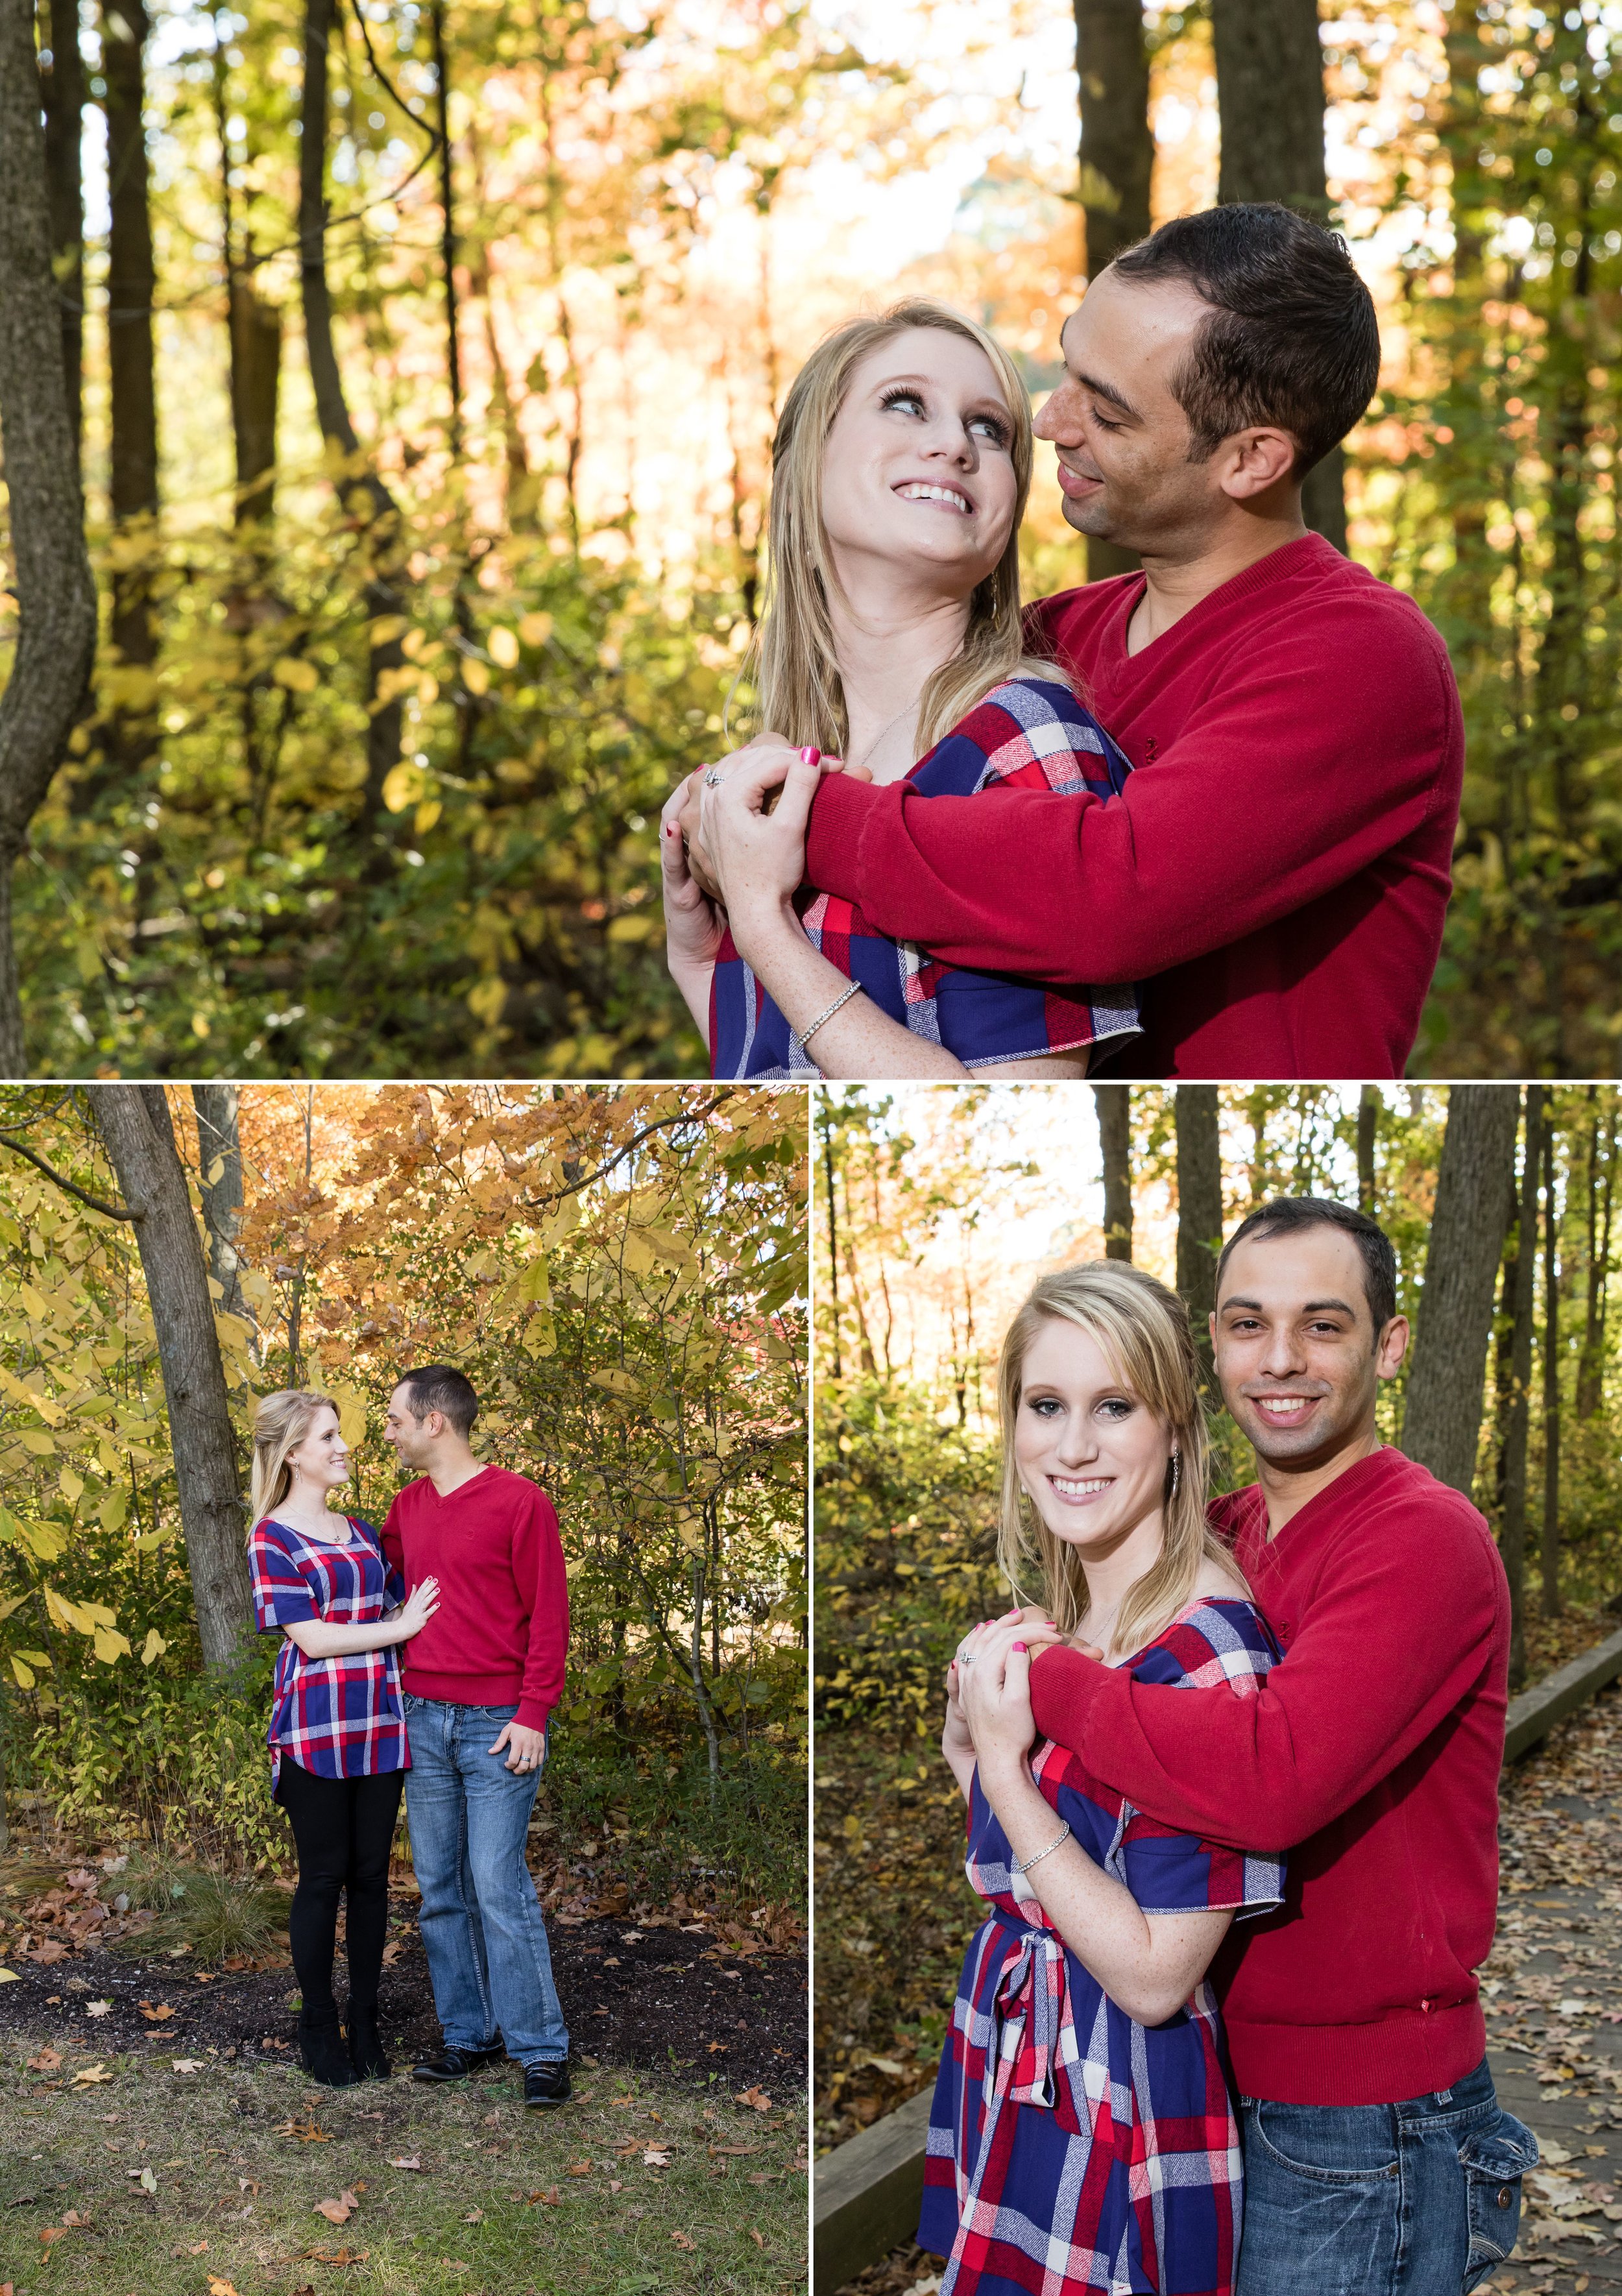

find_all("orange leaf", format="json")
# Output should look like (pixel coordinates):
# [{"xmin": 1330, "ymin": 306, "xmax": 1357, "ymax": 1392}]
[
  {"xmin": 671, "ymin": 2229, "xmax": 697, "ymax": 2251},
  {"xmin": 26, "ymin": 2048, "xmax": 62, "ymax": 2072}
]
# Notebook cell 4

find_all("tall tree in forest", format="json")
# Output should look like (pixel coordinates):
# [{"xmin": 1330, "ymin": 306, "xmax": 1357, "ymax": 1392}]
[
  {"xmin": 0, "ymin": 0, "xmax": 98, "ymax": 1074},
  {"xmin": 91, "ymin": 1089, "xmax": 252, "ymax": 1666},
  {"xmin": 38, "ymin": 0, "xmax": 84, "ymax": 461},
  {"xmin": 298, "ymin": 0, "xmax": 407, "ymax": 832},
  {"xmin": 1542, "ymin": 1116, "xmax": 1562, "ymax": 1617},
  {"xmin": 212, "ymin": 17, "xmax": 280, "ymax": 528},
  {"xmin": 101, "ymin": 0, "xmax": 161, "ymax": 772},
  {"xmin": 1095, "ymin": 1085, "xmax": 1133, "ymax": 1261},
  {"xmin": 1356, "ymin": 1083, "xmax": 1378, "ymax": 1213},
  {"xmin": 1500, "ymin": 1085, "xmax": 1542, "ymax": 1690},
  {"xmin": 1578, "ymin": 1090, "xmax": 1616, "ymax": 1422},
  {"xmin": 1211, "ymin": 0, "xmax": 1346, "ymax": 550},
  {"xmin": 191, "ymin": 1085, "xmax": 251, "ymax": 1331},
  {"xmin": 431, "ymin": 0, "xmax": 464, "ymax": 459},
  {"xmin": 1174, "ymin": 1086, "xmax": 1222, "ymax": 1388},
  {"xmin": 1073, "ymin": 0, "xmax": 1152, "ymax": 581},
  {"xmin": 1400, "ymin": 1085, "xmax": 1518, "ymax": 1497}
]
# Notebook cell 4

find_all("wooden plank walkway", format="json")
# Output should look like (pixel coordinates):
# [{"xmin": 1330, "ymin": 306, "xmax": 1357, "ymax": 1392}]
[{"xmin": 831, "ymin": 1674, "xmax": 1622, "ymax": 2296}]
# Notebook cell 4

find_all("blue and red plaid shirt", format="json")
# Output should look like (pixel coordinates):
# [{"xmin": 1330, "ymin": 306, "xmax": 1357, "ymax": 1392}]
[
  {"xmin": 710, "ymin": 675, "xmax": 1142, "ymax": 1078},
  {"xmin": 921, "ymin": 1600, "xmax": 1285, "ymax": 2295},
  {"xmin": 250, "ymin": 1516, "xmax": 409, "ymax": 1790}
]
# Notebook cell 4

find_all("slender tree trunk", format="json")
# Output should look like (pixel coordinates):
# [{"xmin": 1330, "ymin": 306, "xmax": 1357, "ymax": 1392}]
[
  {"xmin": 91, "ymin": 1086, "xmax": 253, "ymax": 1667},
  {"xmin": 298, "ymin": 0, "xmax": 406, "ymax": 836},
  {"xmin": 1073, "ymin": 0, "xmax": 1151, "ymax": 582},
  {"xmin": 1094, "ymin": 1084, "xmax": 1133, "ymax": 1260},
  {"xmin": 1500, "ymin": 1085, "xmax": 1543, "ymax": 1691},
  {"xmin": 430, "ymin": 0, "xmax": 463, "ymax": 459},
  {"xmin": 102, "ymin": 0, "xmax": 161, "ymax": 744},
  {"xmin": 1175, "ymin": 1086, "xmax": 1223, "ymax": 1388},
  {"xmin": 0, "ymin": 0, "xmax": 99, "ymax": 1074},
  {"xmin": 39, "ymin": 0, "xmax": 83, "ymax": 464},
  {"xmin": 191, "ymin": 1083, "xmax": 250, "ymax": 1331},
  {"xmin": 822, "ymin": 1122, "xmax": 841, "ymax": 1382},
  {"xmin": 1357, "ymin": 1083, "xmax": 1378, "ymax": 1212},
  {"xmin": 1542, "ymin": 1117, "xmax": 1562, "ymax": 1617},
  {"xmin": 1400, "ymin": 1085, "xmax": 1518, "ymax": 1497},
  {"xmin": 1577, "ymin": 1094, "xmax": 1615, "ymax": 1420},
  {"xmin": 1212, "ymin": 0, "xmax": 1346, "ymax": 551},
  {"xmin": 229, "ymin": 272, "xmax": 282, "ymax": 527}
]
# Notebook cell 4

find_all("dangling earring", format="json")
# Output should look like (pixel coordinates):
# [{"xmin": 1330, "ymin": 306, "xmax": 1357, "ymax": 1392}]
[{"xmin": 1169, "ymin": 1451, "xmax": 1181, "ymax": 1499}]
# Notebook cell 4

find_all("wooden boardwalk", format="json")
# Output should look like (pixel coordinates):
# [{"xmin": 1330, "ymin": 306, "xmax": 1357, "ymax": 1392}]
[{"xmin": 835, "ymin": 1675, "xmax": 1622, "ymax": 2296}]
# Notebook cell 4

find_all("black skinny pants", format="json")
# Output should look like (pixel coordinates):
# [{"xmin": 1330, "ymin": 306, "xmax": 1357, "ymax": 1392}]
[{"xmin": 275, "ymin": 1759, "xmax": 404, "ymax": 2018}]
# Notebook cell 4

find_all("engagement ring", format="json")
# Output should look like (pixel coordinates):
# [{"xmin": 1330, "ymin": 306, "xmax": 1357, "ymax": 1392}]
[{"xmin": 704, "ymin": 767, "xmax": 725, "ymax": 789}]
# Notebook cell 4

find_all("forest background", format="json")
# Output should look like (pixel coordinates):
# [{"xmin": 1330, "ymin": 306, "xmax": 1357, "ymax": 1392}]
[
  {"xmin": 814, "ymin": 1079, "xmax": 1622, "ymax": 2145},
  {"xmin": 0, "ymin": 0, "xmax": 1617, "ymax": 1080},
  {"xmin": 0, "ymin": 1080, "xmax": 808, "ymax": 1952}
]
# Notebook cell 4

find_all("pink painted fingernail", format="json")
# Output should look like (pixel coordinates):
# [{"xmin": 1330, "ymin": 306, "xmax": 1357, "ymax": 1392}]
[
  {"xmin": 799, "ymin": 746, "xmax": 821, "ymax": 766},
  {"xmin": 1013, "ymin": 1642, "xmax": 1028, "ymax": 1654}
]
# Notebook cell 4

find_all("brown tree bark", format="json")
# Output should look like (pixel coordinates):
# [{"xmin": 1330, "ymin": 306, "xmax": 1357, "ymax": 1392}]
[
  {"xmin": 298, "ymin": 0, "xmax": 406, "ymax": 834},
  {"xmin": 1175, "ymin": 1085, "xmax": 1222, "ymax": 1388},
  {"xmin": 230, "ymin": 275, "xmax": 282, "ymax": 527},
  {"xmin": 1577, "ymin": 1089, "xmax": 1615, "ymax": 1421},
  {"xmin": 92, "ymin": 1086, "xmax": 252, "ymax": 1667},
  {"xmin": 430, "ymin": 0, "xmax": 463, "ymax": 458},
  {"xmin": 1094, "ymin": 1084, "xmax": 1133, "ymax": 1261},
  {"xmin": 1399, "ymin": 1084, "xmax": 1518, "ymax": 1498},
  {"xmin": 1073, "ymin": 0, "xmax": 1151, "ymax": 584},
  {"xmin": 1211, "ymin": 0, "xmax": 1346, "ymax": 551},
  {"xmin": 1357, "ymin": 1083, "xmax": 1378, "ymax": 1212},
  {"xmin": 191, "ymin": 1084, "xmax": 250, "ymax": 1331},
  {"xmin": 1542, "ymin": 1117, "xmax": 1561, "ymax": 1618},
  {"xmin": 39, "ymin": 0, "xmax": 83, "ymax": 463},
  {"xmin": 1499, "ymin": 1085, "xmax": 1542, "ymax": 1691},
  {"xmin": 0, "ymin": 0, "xmax": 98, "ymax": 1074},
  {"xmin": 103, "ymin": 0, "xmax": 161, "ymax": 718}
]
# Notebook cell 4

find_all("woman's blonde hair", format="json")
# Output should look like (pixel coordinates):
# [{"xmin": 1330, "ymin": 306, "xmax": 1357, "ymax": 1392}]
[
  {"xmin": 249, "ymin": 1389, "xmax": 338, "ymax": 1539},
  {"xmin": 995, "ymin": 1261, "xmax": 1241, "ymax": 1658},
  {"xmin": 740, "ymin": 298, "xmax": 1067, "ymax": 759}
]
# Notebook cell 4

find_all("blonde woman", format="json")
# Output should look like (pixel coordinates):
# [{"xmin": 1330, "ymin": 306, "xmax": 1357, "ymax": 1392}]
[
  {"xmin": 922, "ymin": 1263, "xmax": 1283, "ymax": 2296},
  {"xmin": 659, "ymin": 300, "xmax": 1141, "ymax": 1079},
  {"xmin": 247, "ymin": 1391, "xmax": 440, "ymax": 2087}
]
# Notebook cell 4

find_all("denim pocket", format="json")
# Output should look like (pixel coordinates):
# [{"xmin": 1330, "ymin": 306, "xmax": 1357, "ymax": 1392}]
[
  {"xmin": 1459, "ymin": 2111, "xmax": 1538, "ymax": 2290},
  {"xmin": 1250, "ymin": 2099, "xmax": 1399, "ymax": 2184}
]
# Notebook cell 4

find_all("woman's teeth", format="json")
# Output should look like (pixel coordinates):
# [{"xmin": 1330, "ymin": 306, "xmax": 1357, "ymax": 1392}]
[
  {"xmin": 1050, "ymin": 1476, "xmax": 1111, "ymax": 1499},
  {"xmin": 896, "ymin": 483, "xmax": 971, "ymax": 513}
]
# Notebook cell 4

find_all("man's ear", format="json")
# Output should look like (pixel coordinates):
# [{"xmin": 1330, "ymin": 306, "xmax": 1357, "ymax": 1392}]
[
  {"xmin": 1217, "ymin": 426, "xmax": 1300, "ymax": 503},
  {"xmin": 1375, "ymin": 1314, "xmax": 1410, "ymax": 1381}
]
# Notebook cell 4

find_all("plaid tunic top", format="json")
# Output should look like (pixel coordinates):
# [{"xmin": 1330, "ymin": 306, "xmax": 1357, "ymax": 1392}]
[
  {"xmin": 921, "ymin": 1601, "xmax": 1285, "ymax": 2296},
  {"xmin": 709, "ymin": 677, "xmax": 1142, "ymax": 1078},
  {"xmin": 249, "ymin": 1516, "xmax": 409, "ymax": 1790}
]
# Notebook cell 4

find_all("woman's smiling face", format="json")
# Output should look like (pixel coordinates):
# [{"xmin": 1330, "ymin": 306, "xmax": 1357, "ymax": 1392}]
[
  {"xmin": 287, "ymin": 1405, "xmax": 351, "ymax": 1494},
  {"xmin": 819, "ymin": 326, "xmax": 1021, "ymax": 599},
  {"xmin": 1011, "ymin": 1316, "xmax": 1172, "ymax": 1557}
]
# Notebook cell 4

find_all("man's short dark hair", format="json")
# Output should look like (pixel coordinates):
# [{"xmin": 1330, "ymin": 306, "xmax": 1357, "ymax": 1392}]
[
  {"xmin": 1111, "ymin": 204, "xmax": 1381, "ymax": 475},
  {"xmin": 1215, "ymin": 1197, "xmax": 1398, "ymax": 1334},
  {"xmin": 398, "ymin": 1364, "xmax": 479, "ymax": 1438}
]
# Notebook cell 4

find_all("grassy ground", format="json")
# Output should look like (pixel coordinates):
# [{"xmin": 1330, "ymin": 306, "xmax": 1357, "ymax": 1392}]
[{"xmin": 0, "ymin": 2047, "xmax": 806, "ymax": 2295}]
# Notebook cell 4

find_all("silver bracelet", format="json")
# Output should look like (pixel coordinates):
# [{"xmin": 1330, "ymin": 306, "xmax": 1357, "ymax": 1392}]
[
  {"xmin": 1010, "ymin": 1820, "xmax": 1071, "ymax": 1876},
  {"xmin": 792, "ymin": 978, "xmax": 863, "ymax": 1052}
]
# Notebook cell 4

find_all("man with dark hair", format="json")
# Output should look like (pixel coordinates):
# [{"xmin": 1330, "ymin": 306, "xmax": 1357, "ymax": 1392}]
[
  {"xmin": 699, "ymin": 202, "xmax": 1463, "ymax": 1078},
  {"xmin": 976, "ymin": 1198, "xmax": 1534, "ymax": 2290},
  {"xmin": 380, "ymin": 1366, "xmax": 572, "ymax": 2109}
]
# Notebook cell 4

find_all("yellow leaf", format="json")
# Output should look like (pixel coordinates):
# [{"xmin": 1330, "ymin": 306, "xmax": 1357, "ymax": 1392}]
[
  {"xmin": 0, "ymin": 1366, "xmax": 66, "ymax": 1423},
  {"xmin": 414, "ymin": 798, "xmax": 442, "ymax": 835},
  {"xmin": 12, "ymin": 1514, "xmax": 65, "ymax": 1562},
  {"xmin": 97, "ymin": 1488, "xmax": 128, "ymax": 1533},
  {"xmin": 93, "ymin": 1626, "xmax": 132, "ymax": 1665},
  {"xmin": 675, "ymin": 1511, "xmax": 705, "ymax": 1557},
  {"xmin": 272, "ymin": 656, "xmax": 319, "ymax": 694},
  {"xmin": 488, "ymin": 626, "xmax": 520, "ymax": 669},
  {"xmin": 461, "ymin": 656, "xmax": 490, "ymax": 697},
  {"xmin": 326, "ymin": 1385, "xmax": 369, "ymax": 1451},
  {"xmin": 381, "ymin": 762, "xmax": 419, "ymax": 815},
  {"xmin": 44, "ymin": 1585, "xmax": 95, "ymax": 1636},
  {"xmin": 415, "ymin": 670, "xmax": 441, "ymax": 707},
  {"xmin": 368, "ymin": 614, "xmax": 408, "ymax": 646},
  {"xmin": 10, "ymin": 1656, "xmax": 34, "ymax": 1690},
  {"xmin": 19, "ymin": 1429, "xmax": 56, "ymax": 1455},
  {"xmin": 606, "ymin": 912, "xmax": 656, "ymax": 944},
  {"xmin": 590, "ymin": 1368, "xmax": 639, "ymax": 1396},
  {"xmin": 518, "ymin": 610, "xmax": 553, "ymax": 646},
  {"xmin": 468, "ymin": 977, "xmax": 506, "ymax": 1027},
  {"xmin": 141, "ymin": 1629, "xmax": 166, "ymax": 1666},
  {"xmin": 58, "ymin": 1468, "xmax": 83, "ymax": 1506},
  {"xmin": 0, "ymin": 1593, "xmax": 26, "ymax": 1623},
  {"xmin": 518, "ymin": 1258, "xmax": 551, "ymax": 1306}
]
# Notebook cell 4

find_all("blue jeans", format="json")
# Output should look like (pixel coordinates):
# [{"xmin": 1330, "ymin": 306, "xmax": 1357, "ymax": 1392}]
[
  {"xmin": 1237, "ymin": 2057, "xmax": 1537, "ymax": 2296},
  {"xmin": 402, "ymin": 1697, "xmax": 569, "ymax": 2068}
]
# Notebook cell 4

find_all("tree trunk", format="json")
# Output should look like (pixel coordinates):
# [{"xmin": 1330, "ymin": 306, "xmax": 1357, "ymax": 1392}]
[
  {"xmin": 1400, "ymin": 1084, "xmax": 1518, "ymax": 1497},
  {"xmin": 1577, "ymin": 1091, "xmax": 1615, "ymax": 1420},
  {"xmin": 39, "ymin": 0, "xmax": 84, "ymax": 464},
  {"xmin": 1073, "ymin": 0, "xmax": 1150, "ymax": 584},
  {"xmin": 103, "ymin": 0, "xmax": 161, "ymax": 737},
  {"xmin": 298, "ymin": 0, "xmax": 406, "ymax": 836},
  {"xmin": 1357, "ymin": 1083, "xmax": 1378, "ymax": 1213},
  {"xmin": 1094, "ymin": 1084, "xmax": 1133, "ymax": 1260},
  {"xmin": 0, "ymin": 0, "xmax": 99, "ymax": 1074},
  {"xmin": 430, "ymin": 0, "xmax": 463, "ymax": 459},
  {"xmin": 91, "ymin": 1086, "xmax": 253, "ymax": 1667},
  {"xmin": 1174, "ymin": 1085, "xmax": 1223, "ymax": 1388},
  {"xmin": 1500, "ymin": 1085, "xmax": 1542, "ymax": 1691},
  {"xmin": 191, "ymin": 1084, "xmax": 250, "ymax": 1331},
  {"xmin": 230, "ymin": 273, "xmax": 282, "ymax": 526},
  {"xmin": 1211, "ymin": 0, "xmax": 1345, "ymax": 551},
  {"xmin": 1542, "ymin": 1115, "xmax": 1561, "ymax": 1618}
]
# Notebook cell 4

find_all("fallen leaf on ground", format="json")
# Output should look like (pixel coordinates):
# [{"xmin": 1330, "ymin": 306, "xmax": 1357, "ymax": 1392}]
[
  {"xmin": 85, "ymin": 2000, "xmax": 112, "ymax": 2016},
  {"xmin": 38, "ymin": 2227, "xmax": 67, "ymax": 2247},
  {"xmin": 537, "ymin": 2186, "xmax": 563, "ymax": 2205},
  {"xmin": 565, "ymin": 2159, "xmax": 592, "ymax": 2176},
  {"xmin": 463, "ymin": 2207, "xmax": 484, "ymax": 2223},
  {"xmin": 60, "ymin": 2210, "xmax": 90, "ymax": 2227},
  {"xmin": 206, "ymin": 2279, "xmax": 241, "ymax": 2296},
  {"xmin": 280, "ymin": 2117, "xmax": 333, "ymax": 2142},
  {"xmin": 132, "ymin": 2167, "xmax": 158, "ymax": 2193},
  {"xmin": 643, "ymin": 2148, "xmax": 671, "ymax": 2167},
  {"xmin": 609, "ymin": 2179, "xmax": 623, "ymax": 2192},
  {"xmin": 707, "ymin": 2040, "xmax": 729, "ymax": 2052},
  {"xmin": 749, "ymin": 2227, "xmax": 765, "ymax": 2248},
  {"xmin": 173, "ymin": 2058, "xmax": 205, "ymax": 2073},
  {"xmin": 70, "ymin": 2062, "xmax": 113, "ymax": 2086},
  {"xmin": 736, "ymin": 2086, "xmax": 772, "ymax": 2111},
  {"xmin": 138, "ymin": 2001, "xmax": 174, "ymax": 2022},
  {"xmin": 314, "ymin": 2189, "xmax": 360, "ymax": 2225},
  {"xmin": 299, "ymin": 2249, "xmax": 368, "ymax": 2266},
  {"xmin": 0, "ymin": 1968, "xmax": 19, "ymax": 1983},
  {"xmin": 672, "ymin": 2230, "xmax": 697, "ymax": 2251},
  {"xmin": 385, "ymin": 2154, "xmax": 422, "ymax": 2170},
  {"xmin": 26, "ymin": 2048, "xmax": 62, "ymax": 2072}
]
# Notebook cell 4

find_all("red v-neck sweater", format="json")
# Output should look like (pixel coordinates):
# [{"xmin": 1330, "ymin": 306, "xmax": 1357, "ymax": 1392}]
[
  {"xmin": 1029, "ymin": 1447, "xmax": 1510, "ymax": 2106},
  {"xmin": 801, "ymin": 535, "xmax": 1463, "ymax": 1078},
  {"xmin": 381, "ymin": 1466, "xmax": 568, "ymax": 1734}
]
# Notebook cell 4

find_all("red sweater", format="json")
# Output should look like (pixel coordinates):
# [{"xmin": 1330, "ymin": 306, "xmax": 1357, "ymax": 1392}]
[
  {"xmin": 802, "ymin": 535, "xmax": 1463, "ymax": 1078},
  {"xmin": 381, "ymin": 1466, "xmax": 568, "ymax": 1735},
  {"xmin": 1029, "ymin": 1447, "xmax": 1509, "ymax": 2106}
]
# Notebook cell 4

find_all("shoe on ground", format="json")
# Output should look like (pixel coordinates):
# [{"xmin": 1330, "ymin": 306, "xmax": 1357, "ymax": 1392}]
[
  {"xmin": 411, "ymin": 2044, "xmax": 505, "ymax": 2084},
  {"xmin": 298, "ymin": 2010, "xmax": 360, "ymax": 2088},
  {"xmin": 524, "ymin": 2060, "xmax": 571, "ymax": 2108},
  {"xmin": 347, "ymin": 2005, "xmax": 392, "ymax": 2081}
]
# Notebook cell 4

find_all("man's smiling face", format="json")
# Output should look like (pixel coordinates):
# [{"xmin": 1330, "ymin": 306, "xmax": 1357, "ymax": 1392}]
[{"xmin": 1213, "ymin": 1224, "xmax": 1409, "ymax": 1471}]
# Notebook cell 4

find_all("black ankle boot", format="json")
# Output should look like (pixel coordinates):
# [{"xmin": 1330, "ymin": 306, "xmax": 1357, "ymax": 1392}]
[
  {"xmin": 298, "ymin": 2009, "xmax": 360, "ymax": 2087},
  {"xmin": 347, "ymin": 2004, "xmax": 391, "ymax": 2081}
]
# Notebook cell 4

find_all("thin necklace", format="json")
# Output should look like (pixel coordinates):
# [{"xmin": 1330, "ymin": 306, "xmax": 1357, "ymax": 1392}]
[{"xmin": 845, "ymin": 695, "xmax": 918, "ymax": 777}]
